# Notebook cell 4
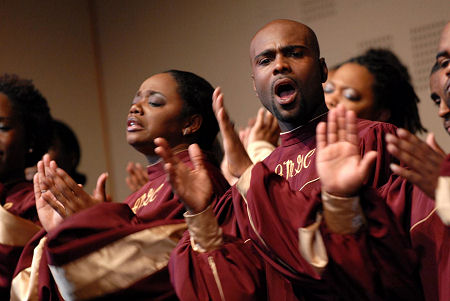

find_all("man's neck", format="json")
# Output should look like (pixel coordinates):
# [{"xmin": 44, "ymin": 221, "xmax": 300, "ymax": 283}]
[{"xmin": 279, "ymin": 103, "xmax": 328, "ymax": 133}]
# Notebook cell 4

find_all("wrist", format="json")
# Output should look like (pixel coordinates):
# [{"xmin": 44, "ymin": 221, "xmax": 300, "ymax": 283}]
[
  {"xmin": 184, "ymin": 195, "xmax": 213, "ymax": 214},
  {"xmin": 321, "ymin": 190, "xmax": 365, "ymax": 234},
  {"xmin": 184, "ymin": 206, "xmax": 223, "ymax": 252}
]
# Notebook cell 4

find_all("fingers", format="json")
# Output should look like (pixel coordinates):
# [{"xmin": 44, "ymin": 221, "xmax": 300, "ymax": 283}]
[
  {"xmin": 41, "ymin": 191, "xmax": 67, "ymax": 218},
  {"xmin": 94, "ymin": 172, "xmax": 109, "ymax": 202},
  {"xmin": 426, "ymin": 133, "xmax": 446, "ymax": 157},
  {"xmin": 188, "ymin": 144, "xmax": 206, "ymax": 172},
  {"xmin": 386, "ymin": 128, "xmax": 443, "ymax": 174},
  {"xmin": 212, "ymin": 87, "xmax": 223, "ymax": 117},
  {"xmin": 336, "ymin": 104, "xmax": 347, "ymax": 142},
  {"xmin": 33, "ymin": 173, "xmax": 42, "ymax": 201},
  {"xmin": 155, "ymin": 137, "xmax": 180, "ymax": 167},
  {"xmin": 253, "ymin": 107, "xmax": 265, "ymax": 130},
  {"xmin": 327, "ymin": 107, "xmax": 338, "ymax": 144},
  {"xmin": 316, "ymin": 122, "xmax": 327, "ymax": 151},
  {"xmin": 359, "ymin": 150, "xmax": 377, "ymax": 181},
  {"xmin": 345, "ymin": 109, "xmax": 358, "ymax": 145}
]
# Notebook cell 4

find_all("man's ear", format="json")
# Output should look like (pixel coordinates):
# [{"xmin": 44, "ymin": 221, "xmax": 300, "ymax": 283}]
[
  {"xmin": 319, "ymin": 57, "xmax": 328, "ymax": 83},
  {"xmin": 251, "ymin": 74, "xmax": 259, "ymax": 97},
  {"xmin": 182, "ymin": 114, "xmax": 203, "ymax": 136}
]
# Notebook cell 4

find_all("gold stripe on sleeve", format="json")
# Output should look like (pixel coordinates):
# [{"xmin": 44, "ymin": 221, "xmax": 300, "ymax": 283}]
[
  {"xmin": 208, "ymin": 256, "xmax": 226, "ymax": 301},
  {"xmin": 10, "ymin": 237, "xmax": 47, "ymax": 301},
  {"xmin": 0, "ymin": 205, "xmax": 41, "ymax": 246},
  {"xmin": 49, "ymin": 223, "xmax": 187, "ymax": 301},
  {"xmin": 298, "ymin": 214, "xmax": 328, "ymax": 275},
  {"xmin": 436, "ymin": 176, "xmax": 450, "ymax": 225},
  {"xmin": 235, "ymin": 164, "xmax": 254, "ymax": 196}
]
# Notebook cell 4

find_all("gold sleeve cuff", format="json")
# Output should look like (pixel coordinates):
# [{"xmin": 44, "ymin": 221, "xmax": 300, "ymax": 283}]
[
  {"xmin": 235, "ymin": 164, "xmax": 254, "ymax": 196},
  {"xmin": 322, "ymin": 191, "xmax": 365, "ymax": 234},
  {"xmin": 184, "ymin": 206, "xmax": 223, "ymax": 252},
  {"xmin": 298, "ymin": 214, "xmax": 328, "ymax": 275},
  {"xmin": 436, "ymin": 176, "xmax": 450, "ymax": 225},
  {"xmin": 246, "ymin": 141, "xmax": 276, "ymax": 163},
  {"xmin": 10, "ymin": 236, "xmax": 47, "ymax": 301},
  {"xmin": 0, "ymin": 205, "xmax": 41, "ymax": 246}
]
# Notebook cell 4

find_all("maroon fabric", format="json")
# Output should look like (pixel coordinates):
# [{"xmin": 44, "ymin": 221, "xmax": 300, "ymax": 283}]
[
  {"xmin": 15, "ymin": 150, "xmax": 229, "ymax": 300},
  {"xmin": 0, "ymin": 180, "xmax": 38, "ymax": 300},
  {"xmin": 407, "ymin": 155, "xmax": 450, "ymax": 301},
  {"xmin": 440, "ymin": 154, "xmax": 450, "ymax": 176},
  {"xmin": 170, "ymin": 115, "xmax": 424, "ymax": 300}
]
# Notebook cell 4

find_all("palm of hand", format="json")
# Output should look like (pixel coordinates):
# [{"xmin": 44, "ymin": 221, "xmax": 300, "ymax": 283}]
[
  {"xmin": 171, "ymin": 163, "xmax": 212, "ymax": 213},
  {"xmin": 36, "ymin": 195, "xmax": 64, "ymax": 232},
  {"xmin": 317, "ymin": 140, "xmax": 364, "ymax": 196}
]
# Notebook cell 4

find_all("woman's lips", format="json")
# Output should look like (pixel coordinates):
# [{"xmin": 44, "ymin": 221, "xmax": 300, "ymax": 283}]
[{"xmin": 127, "ymin": 117, "xmax": 144, "ymax": 132}]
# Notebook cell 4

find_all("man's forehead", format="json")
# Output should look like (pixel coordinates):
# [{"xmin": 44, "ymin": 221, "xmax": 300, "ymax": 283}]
[
  {"xmin": 438, "ymin": 22, "xmax": 450, "ymax": 53},
  {"xmin": 250, "ymin": 27, "xmax": 310, "ymax": 57}
]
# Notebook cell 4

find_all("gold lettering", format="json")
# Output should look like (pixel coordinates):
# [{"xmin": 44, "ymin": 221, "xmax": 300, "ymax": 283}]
[
  {"xmin": 131, "ymin": 183, "xmax": 165, "ymax": 213},
  {"xmin": 284, "ymin": 160, "xmax": 295, "ymax": 179},
  {"xmin": 304, "ymin": 149, "xmax": 315, "ymax": 168},
  {"xmin": 275, "ymin": 164, "xmax": 283, "ymax": 177},
  {"xmin": 295, "ymin": 154, "xmax": 304, "ymax": 175}
]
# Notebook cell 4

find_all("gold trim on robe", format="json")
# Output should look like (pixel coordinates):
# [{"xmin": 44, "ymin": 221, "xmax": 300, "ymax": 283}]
[
  {"xmin": 208, "ymin": 256, "xmax": 226, "ymax": 301},
  {"xmin": 10, "ymin": 237, "xmax": 47, "ymax": 301},
  {"xmin": 237, "ymin": 164, "xmax": 328, "ymax": 275},
  {"xmin": 298, "ymin": 214, "xmax": 328, "ymax": 275},
  {"xmin": 435, "ymin": 176, "xmax": 450, "ymax": 225},
  {"xmin": 0, "ymin": 205, "xmax": 41, "ymax": 246},
  {"xmin": 184, "ymin": 206, "xmax": 223, "ymax": 252},
  {"xmin": 48, "ymin": 223, "xmax": 187, "ymax": 301},
  {"xmin": 322, "ymin": 191, "xmax": 365, "ymax": 234},
  {"xmin": 246, "ymin": 140, "xmax": 276, "ymax": 163}
]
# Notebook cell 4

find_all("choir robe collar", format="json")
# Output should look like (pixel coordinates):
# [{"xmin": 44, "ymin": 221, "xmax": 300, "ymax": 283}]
[{"xmin": 279, "ymin": 113, "xmax": 328, "ymax": 147}]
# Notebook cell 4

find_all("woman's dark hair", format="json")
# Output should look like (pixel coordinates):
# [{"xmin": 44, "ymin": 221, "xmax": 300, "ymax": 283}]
[
  {"xmin": 0, "ymin": 74, "xmax": 53, "ymax": 167},
  {"xmin": 163, "ymin": 70, "xmax": 219, "ymax": 151},
  {"xmin": 51, "ymin": 120, "xmax": 86, "ymax": 185},
  {"xmin": 346, "ymin": 49, "xmax": 426, "ymax": 134}
]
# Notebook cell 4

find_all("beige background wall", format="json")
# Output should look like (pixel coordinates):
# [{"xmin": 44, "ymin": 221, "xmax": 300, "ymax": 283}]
[
  {"xmin": 0, "ymin": 1, "xmax": 108, "ymax": 195},
  {"xmin": 1, "ymin": 0, "xmax": 449, "ymax": 201}
]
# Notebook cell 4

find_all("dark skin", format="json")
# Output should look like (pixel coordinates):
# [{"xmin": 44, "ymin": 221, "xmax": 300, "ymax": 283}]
[
  {"xmin": 36, "ymin": 73, "xmax": 203, "ymax": 231},
  {"xmin": 0, "ymin": 93, "xmax": 28, "ymax": 184},
  {"xmin": 157, "ymin": 20, "xmax": 378, "ymax": 215},
  {"xmin": 385, "ymin": 22, "xmax": 449, "ymax": 199},
  {"xmin": 250, "ymin": 19, "xmax": 328, "ymax": 132}
]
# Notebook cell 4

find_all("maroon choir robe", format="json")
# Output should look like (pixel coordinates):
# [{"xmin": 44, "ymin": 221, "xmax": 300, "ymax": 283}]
[
  {"xmin": 170, "ymin": 114, "xmax": 423, "ymax": 300},
  {"xmin": 11, "ymin": 150, "xmax": 229, "ymax": 300},
  {"xmin": 0, "ymin": 181, "xmax": 41, "ymax": 300},
  {"xmin": 408, "ymin": 154, "xmax": 450, "ymax": 301}
]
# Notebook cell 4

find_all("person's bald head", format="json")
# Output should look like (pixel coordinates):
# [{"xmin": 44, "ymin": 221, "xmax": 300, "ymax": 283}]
[
  {"xmin": 249, "ymin": 19, "xmax": 328, "ymax": 131},
  {"xmin": 438, "ymin": 21, "xmax": 450, "ymax": 55},
  {"xmin": 250, "ymin": 19, "xmax": 321, "ymax": 60}
]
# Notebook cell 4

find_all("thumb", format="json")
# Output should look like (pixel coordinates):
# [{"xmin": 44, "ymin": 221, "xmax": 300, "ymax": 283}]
[
  {"xmin": 359, "ymin": 150, "xmax": 377, "ymax": 182},
  {"xmin": 93, "ymin": 172, "xmax": 108, "ymax": 201},
  {"xmin": 426, "ymin": 133, "xmax": 446, "ymax": 157},
  {"xmin": 188, "ymin": 144, "xmax": 205, "ymax": 171}
]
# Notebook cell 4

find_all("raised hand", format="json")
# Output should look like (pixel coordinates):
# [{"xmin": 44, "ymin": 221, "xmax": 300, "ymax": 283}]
[
  {"xmin": 154, "ymin": 137, "xmax": 212, "ymax": 214},
  {"xmin": 213, "ymin": 87, "xmax": 253, "ymax": 178},
  {"xmin": 126, "ymin": 161, "xmax": 149, "ymax": 192},
  {"xmin": 37, "ymin": 154, "xmax": 108, "ymax": 223},
  {"xmin": 34, "ymin": 159, "xmax": 64, "ymax": 232},
  {"xmin": 248, "ymin": 107, "xmax": 280, "ymax": 146},
  {"xmin": 386, "ymin": 129, "xmax": 446, "ymax": 199},
  {"xmin": 316, "ymin": 104, "xmax": 377, "ymax": 197}
]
